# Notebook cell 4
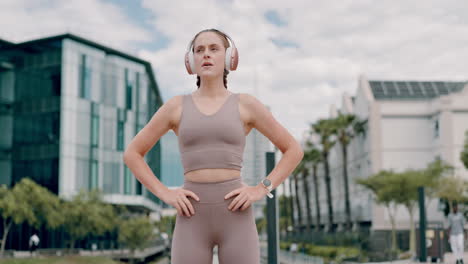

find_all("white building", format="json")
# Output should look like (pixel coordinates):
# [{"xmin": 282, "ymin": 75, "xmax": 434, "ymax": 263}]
[{"xmin": 298, "ymin": 74, "xmax": 468, "ymax": 246}]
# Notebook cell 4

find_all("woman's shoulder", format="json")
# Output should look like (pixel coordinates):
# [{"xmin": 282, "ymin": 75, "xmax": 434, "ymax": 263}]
[
  {"xmin": 157, "ymin": 94, "xmax": 186, "ymax": 125},
  {"xmin": 164, "ymin": 93, "xmax": 186, "ymax": 109},
  {"xmin": 238, "ymin": 92, "xmax": 265, "ymax": 109}
]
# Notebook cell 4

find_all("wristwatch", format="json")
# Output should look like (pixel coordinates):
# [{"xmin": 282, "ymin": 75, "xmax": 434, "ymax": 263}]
[{"xmin": 261, "ymin": 178, "xmax": 274, "ymax": 199}]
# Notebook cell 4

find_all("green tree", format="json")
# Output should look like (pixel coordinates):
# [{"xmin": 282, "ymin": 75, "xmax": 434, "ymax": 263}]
[
  {"xmin": 291, "ymin": 168, "xmax": 303, "ymax": 232},
  {"xmin": 436, "ymin": 175, "xmax": 468, "ymax": 212},
  {"xmin": 256, "ymin": 217, "xmax": 267, "ymax": 235},
  {"xmin": 334, "ymin": 112, "xmax": 366, "ymax": 230},
  {"xmin": 62, "ymin": 188, "xmax": 118, "ymax": 249},
  {"xmin": 295, "ymin": 142, "xmax": 314, "ymax": 233},
  {"xmin": 279, "ymin": 194, "xmax": 293, "ymax": 234},
  {"xmin": 154, "ymin": 215, "xmax": 176, "ymax": 238},
  {"xmin": 422, "ymin": 160, "xmax": 454, "ymax": 211},
  {"xmin": 461, "ymin": 131, "xmax": 468, "ymax": 169},
  {"xmin": 357, "ymin": 160, "xmax": 452, "ymax": 256},
  {"xmin": 399, "ymin": 161, "xmax": 452, "ymax": 255},
  {"xmin": 357, "ymin": 171, "xmax": 399, "ymax": 254},
  {"xmin": 288, "ymin": 174, "xmax": 295, "ymax": 233},
  {"xmin": 312, "ymin": 118, "xmax": 337, "ymax": 231},
  {"xmin": 0, "ymin": 178, "xmax": 62, "ymax": 255},
  {"xmin": 118, "ymin": 215, "xmax": 157, "ymax": 258},
  {"xmin": 392, "ymin": 170, "xmax": 421, "ymax": 255},
  {"xmin": 304, "ymin": 140, "xmax": 322, "ymax": 230}
]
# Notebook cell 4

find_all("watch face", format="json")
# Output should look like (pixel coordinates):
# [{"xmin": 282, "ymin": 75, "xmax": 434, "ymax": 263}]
[{"xmin": 263, "ymin": 179, "xmax": 271, "ymax": 187}]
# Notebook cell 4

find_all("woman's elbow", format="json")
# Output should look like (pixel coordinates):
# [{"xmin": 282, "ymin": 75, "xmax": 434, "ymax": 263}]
[
  {"xmin": 295, "ymin": 143, "xmax": 304, "ymax": 161},
  {"xmin": 123, "ymin": 148, "xmax": 138, "ymax": 165}
]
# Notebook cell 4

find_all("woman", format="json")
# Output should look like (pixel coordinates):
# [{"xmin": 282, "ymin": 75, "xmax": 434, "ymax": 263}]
[{"xmin": 123, "ymin": 28, "xmax": 304, "ymax": 264}]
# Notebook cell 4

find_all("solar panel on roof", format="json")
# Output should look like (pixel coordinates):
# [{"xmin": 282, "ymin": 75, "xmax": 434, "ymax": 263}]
[
  {"xmin": 385, "ymin": 82, "xmax": 398, "ymax": 95},
  {"xmin": 386, "ymin": 82, "xmax": 396, "ymax": 92},
  {"xmin": 422, "ymin": 82, "xmax": 435, "ymax": 94},
  {"xmin": 396, "ymin": 82, "xmax": 411, "ymax": 96},
  {"xmin": 422, "ymin": 82, "xmax": 431, "ymax": 88},
  {"xmin": 368, "ymin": 80, "xmax": 467, "ymax": 100},
  {"xmin": 424, "ymin": 82, "xmax": 437, "ymax": 97},
  {"xmin": 446, "ymin": 83, "xmax": 456, "ymax": 92},
  {"xmin": 447, "ymin": 82, "xmax": 463, "ymax": 93},
  {"xmin": 412, "ymin": 83, "xmax": 424, "ymax": 95},
  {"xmin": 371, "ymin": 82, "xmax": 384, "ymax": 94},
  {"xmin": 435, "ymin": 82, "xmax": 449, "ymax": 94}
]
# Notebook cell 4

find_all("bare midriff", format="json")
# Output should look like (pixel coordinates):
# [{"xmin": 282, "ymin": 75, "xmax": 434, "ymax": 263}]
[{"xmin": 184, "ymin": 168, "xmax": 241, "ymax": 183}]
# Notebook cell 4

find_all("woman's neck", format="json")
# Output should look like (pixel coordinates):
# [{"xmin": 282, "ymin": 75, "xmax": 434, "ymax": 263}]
[{"xmin": 197, "ymin": 76, "xmax": 227, "ymax": 97}]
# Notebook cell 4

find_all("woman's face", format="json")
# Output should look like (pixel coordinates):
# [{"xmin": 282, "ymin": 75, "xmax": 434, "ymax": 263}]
[{"xmin": 192, "ymin": 31, "xmax": 227, "ymax": 78}]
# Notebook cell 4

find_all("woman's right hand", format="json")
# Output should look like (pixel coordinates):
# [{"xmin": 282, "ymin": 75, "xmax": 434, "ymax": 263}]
[{"xmin": 161, "ymin": 188, "xmax": 200, "ymax": 217}]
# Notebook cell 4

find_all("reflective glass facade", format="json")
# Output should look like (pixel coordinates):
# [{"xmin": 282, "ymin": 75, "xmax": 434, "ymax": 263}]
[
  {"xmin": 9, "ymin": 44, "xmax": 62, "ymax": 193},
  {"xmin": 59, "ymin": 37, "xmax": 162, "ymax": 203},
  {"xmin": 0, "ymin": 34, "xmax": 163, "ymax": 250},
  {"xmin": 160, "ymin": 131, "xmax": 184, "ymax": 188}
]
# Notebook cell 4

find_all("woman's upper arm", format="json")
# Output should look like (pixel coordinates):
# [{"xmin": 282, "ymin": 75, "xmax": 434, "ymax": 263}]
[
  {"xmin": 124, "ymin": 95, "xmax": 182, "ymax": 157},
  {"xmin": 242, "ymin": 93, "xmax": 303, "ymax": 155}
]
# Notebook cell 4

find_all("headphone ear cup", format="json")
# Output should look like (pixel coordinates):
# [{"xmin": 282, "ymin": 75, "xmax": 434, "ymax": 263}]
[
  {"xmin": 184, "ymin": 51, "xmax": 195, "ymax": 75},
  {"xmin": 230, "ymin": 47, "xmax": 239, "ymax": 71},
  {"xmin": 225, "ymin": 46, "xmax": 239, "ymax": 71},
  {"xmin": 225, "ymin": 47, "xmax": 232, "ymax": 71},
  {"xmin": 184, "ymin": 52, "xmax": 192, "ymax": 74}
]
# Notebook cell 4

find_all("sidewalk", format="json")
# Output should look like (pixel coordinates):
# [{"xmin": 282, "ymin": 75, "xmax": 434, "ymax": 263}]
[
  {"xmin": 348, "ymin": 252, "xmax": 468, "ymax": 264},
  {"xmin": 152, "ymin": 251, "xmax": 468, "ymax": 264},
  {"xmin": 275, "ymin": 251, "xmax": 468, "ymax": 264}
]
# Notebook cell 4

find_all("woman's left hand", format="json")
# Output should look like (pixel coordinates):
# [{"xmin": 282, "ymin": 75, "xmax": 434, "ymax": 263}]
[{"xmin": 224, "ymin": 183, "xmax": 268, "ymax": 211}]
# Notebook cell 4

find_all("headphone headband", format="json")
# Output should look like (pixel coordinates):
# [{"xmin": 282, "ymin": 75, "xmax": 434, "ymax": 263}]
[{"xmin": 186, "ymin": 29, "xmax": 236, "ymax": 53}]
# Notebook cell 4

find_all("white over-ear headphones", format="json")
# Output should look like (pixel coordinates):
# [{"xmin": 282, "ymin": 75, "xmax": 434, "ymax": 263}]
[{"xmin": 184, "ymin": 29, "xmax": 239, "ymax": 75}]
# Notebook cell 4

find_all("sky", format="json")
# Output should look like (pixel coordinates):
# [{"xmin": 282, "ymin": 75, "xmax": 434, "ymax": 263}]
[{"xmin": 1, "ymin": 0, "xmax": 467, "ymax": 142}]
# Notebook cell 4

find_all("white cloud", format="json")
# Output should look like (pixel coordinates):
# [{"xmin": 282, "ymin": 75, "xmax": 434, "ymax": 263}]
[
  {"xmin": 0, "ymin": 0, "xmax": 153, "ymax": 54},
  {"xmin": 1, "ymin": 0, "xmax": 467, "ymax": 142}
]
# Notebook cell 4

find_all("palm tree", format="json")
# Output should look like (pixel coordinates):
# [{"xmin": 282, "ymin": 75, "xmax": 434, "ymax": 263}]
[
  {"xmin": 288, "ymin": 175, "xmax": 295, "ymax": 234},
  {"xmin": 333, "ymin": 112, "xmax": 366, "ymax": 230},
  {"xmin": 312, "ymin": 119, "xmax": 337, "ymax": 231},
  {"xmin": 296, "ymin": 145, "xmax": 313, "ymax": 233},
  {"xmin": 305, "ymin": 141, "xmax": 322, "ymax": 231},
  {"xmin": 292, "ymin": 168, "xmax": 303, "ymax": 232}
]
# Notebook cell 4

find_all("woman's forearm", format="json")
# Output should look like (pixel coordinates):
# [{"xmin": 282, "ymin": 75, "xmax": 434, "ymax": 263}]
[
  {"xmin": 123, "ymin": 152, "xmax": 170, "ymax": 199},
  {"xmin": 256, "ymin": 145, "xmax": 304, "ymax": 191}
]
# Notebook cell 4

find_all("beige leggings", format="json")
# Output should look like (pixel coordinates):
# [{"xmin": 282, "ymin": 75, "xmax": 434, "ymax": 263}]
[{"xmin": 171, "ymin": 177, "xmax": 260, "ymax": 264}]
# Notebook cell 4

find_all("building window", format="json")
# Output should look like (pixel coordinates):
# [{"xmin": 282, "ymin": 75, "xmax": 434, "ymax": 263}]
[
  {"xmin": 91, "ymin": 114, "xmax": 99, "ymax": 147},
  {"xmin": 135, "ymin": 72, "xmax": 140, "ymax": 110},
  {"xmin": 125, "ymin": 68, "xmax": 132, "ymax": 110},
  {"xmin": 135, "ymin": 124, "xmax": 144, "ymax": 136},
  {"xmin": 124, "ymin": 166, "xmax": 132, "ymax": 195},
  {"xmin": 90, "ymin": 160, "xmax": 98, "ymax": 190},
  {"xmin": 51, "ymin": 72, "xmax": 61, "ymax": 96},
  {"xmin": 117, "ymin": 120, "xmax": 124, "ymax": 151},
  {"xmin": 136, "ymin": 181, "xmax": 142, "ymax": 195},
  {"xmin": 79, "ymin": 54, "xmax": 91, "ymax": 99},
  {"xmin": 434, "ymin": 119, "xmax": 439, "ymax": 138}
]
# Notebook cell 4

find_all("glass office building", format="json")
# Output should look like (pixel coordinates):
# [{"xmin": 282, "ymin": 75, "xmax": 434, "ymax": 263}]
[
  {"xmin": 160, "ymin": 131, "xmax": 184, "ymax": 188},
  {"xmin": 0, "ymin": 33, "xmax": 163, "ymax": 250}
]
